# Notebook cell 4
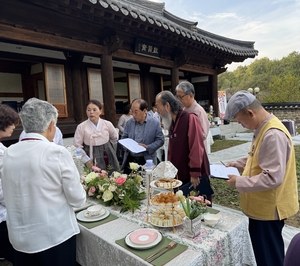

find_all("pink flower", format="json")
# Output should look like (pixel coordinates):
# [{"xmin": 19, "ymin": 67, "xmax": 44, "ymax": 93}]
[
  {"xmin": 88, "ymin": 186, "xmax": 96, "ymax": 196},
  {"xmin": 99, "ymin": 172, "xmax": 107, "ymax": 178},
  {"xmin": 116, "ymin": 177, "xmax": 127, "ymax": 186},
  {"xmin": 205, "ymin": 199, "xmax": 211, "ymax": 205},
  {"xmin": 189, "ymin": 195, "xmax": 211, "ymax": 205},
  {"xmin": 193, "ymin": 196, "xmax": 205, "ymax": 201},
  {"xmin": 92, "ymin": 166, "xmax": 101, "ymax": 172}
]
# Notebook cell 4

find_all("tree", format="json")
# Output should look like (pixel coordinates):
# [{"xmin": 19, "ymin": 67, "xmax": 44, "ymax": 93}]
[{"xmin": 218, "ymin": 51, "xmax": 300, "ymax": 103}]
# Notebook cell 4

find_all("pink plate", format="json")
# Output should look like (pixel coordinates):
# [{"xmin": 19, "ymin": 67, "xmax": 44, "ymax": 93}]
[{"xmin": 129, "ymin": 229, "xmax": 158, "ymax": 245}]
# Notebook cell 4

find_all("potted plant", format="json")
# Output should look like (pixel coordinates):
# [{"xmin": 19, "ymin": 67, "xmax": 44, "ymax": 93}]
[{"xmin": 178, "ymin": 191, "xmax": 211, "ymax": 237}]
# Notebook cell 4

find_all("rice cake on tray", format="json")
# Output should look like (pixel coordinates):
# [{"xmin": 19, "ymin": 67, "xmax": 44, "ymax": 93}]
[
  {"xmin": 154, "ymin": 178, "xmax": 180, "ymax": 189},
  {"xmin": 150, "ymin": 207, "xmax": 185, "ymax": 227},
  {"xmin": 151, "ymin": 191, "xmax": 180, "ymax": 207}
]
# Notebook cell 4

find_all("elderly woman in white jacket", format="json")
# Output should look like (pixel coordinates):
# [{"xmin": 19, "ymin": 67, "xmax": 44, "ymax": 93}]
[{"xmin": 0, "ymin": 98, "xmax": 86, "ymax": 266}]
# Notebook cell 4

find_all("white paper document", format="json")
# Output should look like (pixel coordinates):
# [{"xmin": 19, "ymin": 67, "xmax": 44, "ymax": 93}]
[
  {"xmin": 210, "ymin": 164, "xmax": 240, "ymax": 180},
  {"xmin": 118, "ymin": 138, "xmax": 146, "ymax": 154}
]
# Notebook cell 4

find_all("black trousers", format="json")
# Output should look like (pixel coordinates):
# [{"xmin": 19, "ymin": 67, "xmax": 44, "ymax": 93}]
[
  {"xmin": 249, "ymin": 218, "xmax": 285, "ymax": 266},
  {"xmin": 0, "ymin": 221, "xmax": 15, "ymax": 263},
  {"xmin": 14, "ymin": 235, "xmax": 77, "ymax": 266}
]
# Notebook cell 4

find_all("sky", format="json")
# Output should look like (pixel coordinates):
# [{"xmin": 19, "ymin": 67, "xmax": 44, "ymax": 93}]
[{"xmin": 150, "ymin": 0, "xmax": 300, "ymax": 71}]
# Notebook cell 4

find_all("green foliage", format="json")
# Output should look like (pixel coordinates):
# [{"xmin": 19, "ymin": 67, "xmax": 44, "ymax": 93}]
[
  {"xmin": 179, "ymin": 195, "xmax": 209, "ymax": 220},
  {"xmin": 218, "ymin": 51, "xmax": 300, "ymax": 103}
]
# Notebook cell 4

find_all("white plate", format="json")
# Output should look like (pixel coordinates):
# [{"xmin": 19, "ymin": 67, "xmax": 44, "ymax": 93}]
[
  {"xmin": 125, "ymin": 229, "xmax": 162, "ymax": 250},
  {"xmin": 76, "ymin": 209, "xmax": 110, "ymax": 222},
  {"xmin": 129, "ymin": 228, "xmax": 159, "ymax": 245},
  {"xmin": 149, "ymin": 220, "xmax": 183, "ymax": 228},
  {"xmin": 150, "ymin": 180, "xmax": 182, "ymax": 189}
]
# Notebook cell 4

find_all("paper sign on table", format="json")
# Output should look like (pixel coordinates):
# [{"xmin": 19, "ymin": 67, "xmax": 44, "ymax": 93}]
[
  {"xmin": 210, "ymin": 164, "xmax": 240, "ymax": 180},
  {"xmin": 118, "ymin": 138, "xmax": 146, "ymax": 154}
]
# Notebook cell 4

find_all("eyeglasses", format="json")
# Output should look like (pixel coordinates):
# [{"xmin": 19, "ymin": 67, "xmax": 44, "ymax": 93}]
[{"xmin": 176, "ymin": 94, "xmax": 188, "ymax": 100}]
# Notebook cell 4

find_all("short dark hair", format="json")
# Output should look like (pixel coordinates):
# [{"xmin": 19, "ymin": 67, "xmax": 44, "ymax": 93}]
[
  {"xmin": 132, "ymin": 98, "xmax": 148, "ymax": 111},
  {"xmin": 123, "ymin": 104, "xmax": 131, "ymax": 114},
  {"xmin": 86, "ymin": 99, "xmax": 102, "ymax": 110},
  {"xmin": 0, "ymin": 104, "xmax": 19, "ymax": 131}
]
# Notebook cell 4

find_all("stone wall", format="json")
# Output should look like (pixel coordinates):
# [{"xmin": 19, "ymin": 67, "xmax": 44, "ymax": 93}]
[
  {"xmin": 263, "ymin": 103, "xmax": 300, "ymax": 128},
  {"xmin": 228, "ymin": 103, "xmax": 300, "ymax": 131}
]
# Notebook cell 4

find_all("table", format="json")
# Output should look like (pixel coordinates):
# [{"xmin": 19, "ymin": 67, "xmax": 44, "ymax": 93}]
[{"xmin": 76, "ymin": 201, "xmax": 256, "ymax": 266}]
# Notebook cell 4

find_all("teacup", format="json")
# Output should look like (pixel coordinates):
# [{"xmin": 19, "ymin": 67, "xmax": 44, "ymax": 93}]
[
  {"xmin": 204, "ymin": 213, "xmax": 221, "ymax": 227},
  {"xmin": 84, "ymin": 205, "xmax": 105, "ymax": 218}
]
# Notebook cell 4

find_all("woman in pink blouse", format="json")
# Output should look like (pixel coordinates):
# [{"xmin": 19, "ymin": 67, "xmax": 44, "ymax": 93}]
[{"xmin": 73, "ymin": 99, "xmax": 120, "ymax": 172}]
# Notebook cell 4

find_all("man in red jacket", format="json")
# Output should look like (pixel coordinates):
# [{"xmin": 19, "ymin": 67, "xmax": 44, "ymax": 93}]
[{"xmin": 155, "ymin": 91, "xmax": 213, "ymax": 201}]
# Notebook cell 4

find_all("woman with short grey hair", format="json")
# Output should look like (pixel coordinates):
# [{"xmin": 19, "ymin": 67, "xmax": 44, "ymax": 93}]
[
  {"xmin": 19, "ymin": 97, "xmax": 58, "ymax": 133},
  {"xmin": 1, "ymin": 98, "xmax": 86, "ymax": 266}
]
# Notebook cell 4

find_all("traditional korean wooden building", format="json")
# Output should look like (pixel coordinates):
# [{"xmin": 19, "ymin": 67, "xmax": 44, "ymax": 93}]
[{"xmin": 0, "ymin": 0, "xmax": 258, "ymax": 143}]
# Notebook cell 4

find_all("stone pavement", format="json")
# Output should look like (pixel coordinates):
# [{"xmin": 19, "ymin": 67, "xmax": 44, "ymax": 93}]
[{"xmin": 208, "ymin": 132, "xmax": 300, "ymax": 253}]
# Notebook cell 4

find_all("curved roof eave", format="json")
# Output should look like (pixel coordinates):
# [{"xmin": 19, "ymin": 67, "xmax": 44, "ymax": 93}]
[{"xmin": 89, "ymin": 0, "xmax": 258, "ymax": 58}]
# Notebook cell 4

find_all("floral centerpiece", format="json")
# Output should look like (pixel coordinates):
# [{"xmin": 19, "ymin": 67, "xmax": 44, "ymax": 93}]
[{"xmin": 81, "ymin": 163, "xmax": 146, "ymax": 213}]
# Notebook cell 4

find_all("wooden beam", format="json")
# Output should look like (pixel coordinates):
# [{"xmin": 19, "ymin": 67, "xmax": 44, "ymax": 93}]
[
  {"xmin": 179, "ymin": 64, "xmax": 216, "ymax": 75},
  {"xmin": 113, "ymin": 50, "xmax": 174, "ymax": 68},
  {"xmin": 0, "ymin": 24, "xmax": 104, "ymax": 55},
  {"xmin": 0, "ymin": 93, "xmax": 23, "ymax": 97}
]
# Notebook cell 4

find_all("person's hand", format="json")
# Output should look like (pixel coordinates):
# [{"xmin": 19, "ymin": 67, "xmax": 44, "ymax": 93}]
[
  {"xmin": 226, "ymin": 162, "xmax": 244, "ymax": 173},
  {"xmin": 139, "ymin": 143, "xmax": 148, "ymax": 149},
  {"xmin": 226, "ymin": 162, "xmax": 236, "ymax": 167},
  {"xmin": 226, "ymin": 174, "xmax": 238, "ymax": 188},
  {"xmin": 85, "ymin": 159, "xmax": 93, "ymax": 169},
  {"xmin": 190, "ymin": 176, "xmax": 200, "ymax": 188}
]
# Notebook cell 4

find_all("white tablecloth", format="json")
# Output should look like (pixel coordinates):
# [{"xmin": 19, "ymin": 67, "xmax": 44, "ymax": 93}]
[{"xmin": 76, "ymin": 201, "xmax": 256, "ymax": 266}]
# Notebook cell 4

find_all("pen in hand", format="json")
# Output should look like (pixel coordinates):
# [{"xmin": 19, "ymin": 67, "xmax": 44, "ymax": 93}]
[{"xmin": 220, "ymin": 161, "xmax": 226, "ymax": 166}]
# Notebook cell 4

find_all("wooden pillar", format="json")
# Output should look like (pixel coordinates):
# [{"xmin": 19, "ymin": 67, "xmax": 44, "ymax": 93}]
[
  {"xmin": 171, "ymin": 66, "xmax": 179, "ymax": 94},
  {"xmin": 211, "ymin": 73, "xmax": 218, "ymax": 116},
  {"xmin": 171, "ymin": 49, "xmax": 188, "ymax": 94},
  {"xmin": 68, "ymin": 53, "xmax": 86, "ymax": 123},
  {"xmin": 101, "ymin": 53, "xmax": 117, "ymax": 126},
  {"xmin": 139, "ymin": 64, "xmax": 151, "ymax": 104}
]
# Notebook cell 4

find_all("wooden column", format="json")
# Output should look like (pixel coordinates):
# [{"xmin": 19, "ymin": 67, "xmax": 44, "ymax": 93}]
[
  {"xmin": 101, "ymin": 53, "xmax": 117, "ymax": 126},
  {"xmin": 171, "ymin": 66, "xmax": 179, "ymax": 94},
  {"xmin": 211, "ymin": 73, "xmax": 218, "ymax": 116},
  {"xmin": 67, "ymin": 53, "xmax": 86, "ymax": 123},
  {"xmin": 139, "ymin": 64, "xmax": 151, "ymax": 104},
  {"xmin": 171, "ymin": 49, "xmax": 189, "ymax": 94}
]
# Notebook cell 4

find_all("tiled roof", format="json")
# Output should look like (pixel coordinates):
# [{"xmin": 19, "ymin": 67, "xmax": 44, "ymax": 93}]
[
  {"xmin": 263, "ymin": 103, "xmax": 300, "ymax": 109},
  {"xmin": 89, "ymin": 0, "xmax": 258, "ymax": 58}
]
